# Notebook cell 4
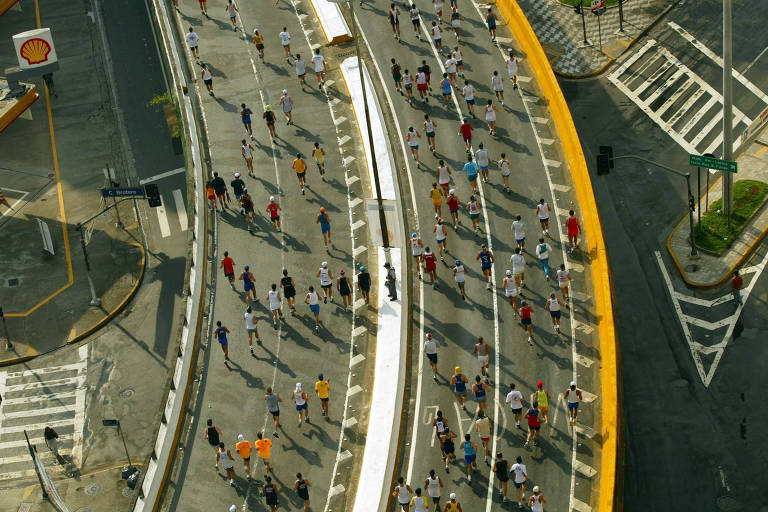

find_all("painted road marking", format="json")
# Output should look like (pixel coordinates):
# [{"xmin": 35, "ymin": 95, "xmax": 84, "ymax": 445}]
[
  {"xmin": 138, "ymin": 166, "xmax": 186, "ymax": 185},
  {"xmin": 172, "ymin": 189, "xmax": 188, "ymax": 232},
  {"xmin": 0, "ymin": 187, "xmax": 29, "ymax": 218},
  {"xmin": 349, "ymin": 354, "xmax": 365, "ymax": 367},
  {"xmin": 572, "ymin": 496, "xmax": 593, "ymax": 511},
  {"xmin": 338, "ymin": 135, "xmax": 351, "ymax": 145},
  {"xmin": 155, "ymin": 197, "xmax": 171, "ymax": 238},
  {"xmin": 573, "ymin": 459, "xmax": 597, "ymax": 478}
]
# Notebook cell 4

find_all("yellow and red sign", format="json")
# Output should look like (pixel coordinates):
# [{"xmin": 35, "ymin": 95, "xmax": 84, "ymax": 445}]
[{"xmin": 13, "ymin": 28, "xmax": 58, "ymax": 69}]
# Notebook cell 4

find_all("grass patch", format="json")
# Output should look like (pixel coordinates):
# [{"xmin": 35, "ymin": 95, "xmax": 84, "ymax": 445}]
[
  {"xmin": 694, "ymin": 180, "xmax": 768, "ymax": 254},
  {"xmin": 558, "ymin": 0, "xmax": 621, "ymax": 8}
]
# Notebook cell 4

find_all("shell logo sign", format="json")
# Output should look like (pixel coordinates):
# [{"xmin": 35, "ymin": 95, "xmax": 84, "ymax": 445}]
[{"xmin": 13, "ymin": 28, "xmax": 58, "ymax": 69}]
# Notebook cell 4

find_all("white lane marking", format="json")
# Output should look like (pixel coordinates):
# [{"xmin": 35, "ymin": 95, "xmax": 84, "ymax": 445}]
[
  {"xmin": 0, "ymin": 434, "xmax": 73, "ymax": 451},
  {"xmin": 611, "ymin": 39, "xmax": 656, "ymax": 79},
  {"xmin": 173, "ymin": 189, "xmax": 188, "ymax": 232},
  {"xmin": 72, "ymin": 344, "xmax": 88, "ymax": 467},
  {"xmin": 682, "ymin": 313, "xmax": 737, "ymax": 330},
  {"xmin": 4, "ymin": 362, "xmax": 85, "ymax": 379},
  {"xmin": 138, "ymin": 166, "xmax": 186, "ymax": 185},
  {"xmin": 572, "ymin": 496, "xmax": 593, "ymax": 511},
  {"xmin": 155, "ymin": 197, "xmax": 172, "ymax": 238},
  {"xmin": 655, "ymin": 77, "xmax": 694, "ymax": 117},
  {"xmin": 0, "ymin": 391, "xmax": 77, "ymax": 405},
  {"xmin": 573, "ymin": 459, "xmax": 597, "ymax": 478},
  {"xmin": 1, "ymin": 404, "xmax": 76, "ymax": 419},
  {"xmin": 674, "ymin": 292, "xmax": 732, "ymax": 308},
  {"xmin": 667, "ymin": 21, "xmax": 768, "ymax": 104},
  {"xmin": 743, "ymin": 44, "xmax": 768, "ymax": 74},
  {"xmin": 0, "ymin": 188, "xmax": 29, "ymax": 217}
]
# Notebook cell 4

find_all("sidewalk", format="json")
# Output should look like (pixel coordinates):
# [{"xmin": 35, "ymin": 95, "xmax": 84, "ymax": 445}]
[
  {"xmin": 516, "ymin": 0, "xmax": 674, "ymax": 77},
  {"xmin": 668, "ymin": 133, "xmax": 768, "ymax": 286}
]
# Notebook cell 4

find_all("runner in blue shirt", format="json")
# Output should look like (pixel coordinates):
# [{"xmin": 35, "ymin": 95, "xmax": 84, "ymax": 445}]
[
  {"xmin": 462, "ymin": 154, "xmax": 478, "ymax": 194},
  {"xmin": 240, "ymin": 265, "xmax": 257, "ymax": 305},
  {"xmin": 476, "ymin": 244, "xmax": 494, "ymax": 290},
  {"xmin": 214, "ymin": 321, "xmax": 230, "ymax": 361},
  {"xmin": 462, "ymin": 433, "xmax": 478, "ymax": 483},
  {"xmin": 440, "ymin": 72, "xmax": 452, "ymax": 106}
]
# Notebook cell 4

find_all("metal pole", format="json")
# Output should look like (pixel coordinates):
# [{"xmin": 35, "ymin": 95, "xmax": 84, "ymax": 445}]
[
  {"xmin": 0, "ymin": 307, "xmax": 12, "ymax": 351},
  {"xmin": 580, "ymin": 0, "xmax": 588, "ymax": 44},
  {"xmin": 351, "ymin": 0, "xmax": 390, "ymax": 249},
  {"xmin": 723, "ymin": 0, "xmax": 734, "ymax": 221},
  {"xmin": 687, "ymin": 174, "xmax": 698, "ymax": 256},
  {"xmin": 697, "ymin": 166, "xmax": 701, "ymax": 226},
  {"xmin": 706, "ymin": 170, "xmax": 710, "ymax": 211},
  {"xmin": 112, "ymin": 197, "xmax": 123, "ymax": 228},
  {"xmin": 77, "ymin": 224, "xmax": 102, "ymax": 307},
  {"xmin": 117, "ymin": 421, "xmax": 134, "ymax": 468},
  {"xmin": 597, "ymin": 13, "xmax": 602, "ymax": 51},
  {"xmin": 618, "ymin": 0, "xmax": 625, "ymax": 33}
]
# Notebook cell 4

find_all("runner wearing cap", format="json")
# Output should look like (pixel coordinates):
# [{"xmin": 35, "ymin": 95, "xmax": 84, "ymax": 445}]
[
  {"xmin": 293, "ymin": 153, "xmax": 308, "ymax": 195},
  {"xmin": 280, "ymin": 89, "xmax": 294, "ymax": 125},
  {"xmin": 317, "ymin": 261, "xmax": 334, "ymax": 303},
  {"xmin": 528, "ymin": 485, "xmax": 546, "ymax": 511},
  {"xmin": 291, "ymin": 383, "xmax": 310, "ymax": 426},
  {"xmin": 564, "ymin": 381, "xmax": 583, "ymax": 426},
  {"xmin": 446, "ymin": 190, "xmax": 460, "ymax": 229},
  {"xmin": 450, "ymin": 366, "xmax": 469, "ymax": 410},
  {"xmin": 240, "ymin": 265, "xmax": 257, "ymax": 305},
  {"xmin": 434, "ymin": 218, "xmax": 448, "ymax": 262},
  {"xmin": 317, "ymin": 207, "xmax": 332, "ymax": 250},
  {"xmin": 235, "ymin": 434, "xmax": 252, "ymax": 478},
  {"xmin": 430, "ymin": 183, "xmax": 443, "ymax": 219},
  {"xmin": 524, "ymin": 402, "xmax": 541, "ymax": 447},
  {"xmin": 444, "ymin": 493, "xmax": 462, "ymax": 511},
  {"xmin": 406, "ymin": 126, "xmax": 422, "ymax": 164},
  {"xmin": 266, "ymin": 196, "xmax": 281, "ymax": 231},
  {"xmin": 305, "ymin": 286, "xmax": 321, "ymax": 332},
  {"xmin": 337, "ymin": 269, "xmax": 352, "ymax": 310},
  {"xmin": 424, "ymin": 333, "xmax": 439, "ymax": 380},
  {"xmin": 453, "ymin": 260, "xmax": 466, "ymax": 300},
  {"xmin": 252, "ymin": 28, "xmax": 264, "ymax": 59},
  {"xmin": 502, "ymin": 269, "xmax": 519, "ymax": 317},
  {"xmin": 357, "ymin": 266, "xmax": 371, "ymax": 304},
  {"xmin": 544, "ymin": 293, "xmax": 565, "ymax": 334},
  {"xmin": 411, "ymin": 232, "xmax": 425, "ymax": 279},
  {"xmin": 312, "ymin": 141, "xmax": 326, "ymax": 180},
  {"xmin": 534, "ymin": 381, "xmax": 551, "ymax": 424},
  {"xmin": 423, "ymin": 246, "xmax": 438, "ymax": 287},
  {"xmin": 263, "ymin": 104, "xmax": 276, "ymax": 139},
  {"xmin": 519, "ymin": 300, "xmax": 533, "ymax": 346},
  {"xmin": 231, "ymin": 172, "xmax": 246, "ymax": 212},
  {"xmin": 315, "ymin": 374, "xmax": 331, "ymax": 417}
]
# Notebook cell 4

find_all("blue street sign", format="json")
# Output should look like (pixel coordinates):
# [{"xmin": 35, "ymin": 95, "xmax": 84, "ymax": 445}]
[{"xmin": 101, "ymin": 187, "xmax": 145, "ymax": 198}]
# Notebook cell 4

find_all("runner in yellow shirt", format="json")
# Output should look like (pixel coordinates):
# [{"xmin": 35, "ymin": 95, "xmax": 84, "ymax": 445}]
[
  {"xmin": 410, "ymin": 488, "xmax": 430, "ymax": 512},
  {"xmin": 312, "ymin": 141, "xmax": 326, "ymax": 181},
  {"xmin": 235, "ymin": 434, "xmax": 253, "ymax": 478},
  {"xmin": 315, "ymin": 373, "xmax": 331, "ymax": 418},
  {"xmin": 534, "ymin": 381, "xmax": 551, "ymax": 424},
  {"xmin": 429, "ymin": 182, "xmax": 443, "ymax": 218},
  {"xmin": 292, "ymin": 153, "xmax": 308, "ymax": 195},
  {"xmin": 254, "ymin": 432, "xmax": 273, "ymax": 472}
]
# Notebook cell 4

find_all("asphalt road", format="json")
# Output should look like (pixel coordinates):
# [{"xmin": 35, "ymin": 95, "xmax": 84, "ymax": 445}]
[{"xmin": 562, "ymin": 0, "xmax": 768, "ymax": 509}]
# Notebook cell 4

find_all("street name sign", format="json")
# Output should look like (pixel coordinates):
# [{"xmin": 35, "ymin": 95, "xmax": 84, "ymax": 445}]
[{"xmin": 688, "ymin": 154, "xmax": 737, "ymax": 173}]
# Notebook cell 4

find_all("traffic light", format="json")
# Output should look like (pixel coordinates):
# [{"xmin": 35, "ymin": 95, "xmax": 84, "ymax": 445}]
[
  {"xmin": 144, "ymin": 184, "xmax": 162, "ymax": 208},
  {"xmin": 596, "ymin": 145, "xmax": 613, "ymax": 176},
  {"xmin": 574, "ymin": 3, "xmax": 582, "ymax": 14},
  {"xmin": 688, "ymin": 195, "xmax": 696, "ymax": 212}
]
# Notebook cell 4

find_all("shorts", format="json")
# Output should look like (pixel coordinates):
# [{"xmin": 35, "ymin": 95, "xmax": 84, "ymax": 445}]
[
  {"xmin": 315, "ymin": 161, "xmax": 324, "ymax": 169},
  {"xmin": 393, "ymin": 74, "xmax": 402, "ymax": 83},
  {"xmin": 271, "ymin": 216, "xmax": 280, "ymax": 222},
  {"xmin": 452, "ymin": 20, "xmax": 460, "ymax": 28},
  {"xmin": 464, "ymin": 453, "xmax": 476, "ymax": 465},
  {"xmin": 256, "ymin": 44, "xmax": 264, "ymax": 50},
  {"xmin": 405, "ymin": 83, "xmax": 412, "ymax": 90},
  {"xmin": 321, "ymin": 397, "xmax": 329, "ymax": 402},
  {"xmin": 511, "ymin": 407, "xmax": 522, "ymax": 415},
  {"xmin": 516, "ymin": 237, "xmax": 525, "ymax": 244},
  {"xmin": 235, "ymin": 193, "xmax": 243, "ymax": 200},
  {"xmin": 247, "ymin": 326, "xmax": 257, "ymax": 334},
  {"xmin": 521, "ymin": 318, "xmax": 532, "ymax": 326},
  {"xmin": 283, "ymin": 287, "xmax": 296, "ymax": 299},
  {"xmin": 468, "ymin": 175, "xmax": 477, "ymax": 182},
  {"xmin": 568, "ymin": 401, "xmax": 579, "ymax": 410},
  {"xmin": 216, "ymin": 191, "xmax": 225, "ymax": 198},
  {"xmin": 514, "ymin": 481, "xmax": 525, "ymax": 489},
  {"xmin": 426, "ymin": 131, "xmax": 435, "ymax": 138},
  {"xmin": 309, "ymin": 304, "xmax": 320, "ymax": 315},
  {"xmin": 204, "ymin": 79, "xmax": 212, "ymax": 86},
  {"xmin": 549, "ymin": 310, "xmax": 561, "ymax": 319},
  {"xmin": 568, "ymin": 230, "xmax": 579, "ymax": 238},
  {"xmin": 297, "ymin": 73, "xmax": 306, "ymax": 78},
  {"xmin": 270, "ymin": 409, "xmax": 280, "ymax": 417},
  {"xmin": 454, "ymin": 390, "xmax": 467, "ymax": 397},
  {"xmin": 427, "ymin": 353, "xmax": 438, "ymax": 364},
  {"xmin": 529, "ymin": 425, "xmax": 540, "ymax": 431},
  {"xmin": 390, "ymin": 18, "xmax": 399, "ymax": 25},
  {"xmin": 296, "ymin": 402, "xmax": 308, "ymax": 411},
  {"xmin": 296, "ymin": 172, "xmax": 306, "ymax": 180},
  {"xmin": 539, "ymin": 217, "xmax": 549, "ymax": 224},
  {"xmin": 321, "ymin": 224, "xmax": 331, "ymax": 234},
  {"xmin": 493, "ymin": 86, "xmax": 503, "ymax": 92},
  {"xmin": 475, "ymin": 394, "xmax": 486, "ymax": 403},
  {"xmin": 479, "ymin": 165, "xmax": 488, "ymax": 171},
  {"xmin": 478, "ymin": 354, "xmax": 489, "ymax": 366},
  {"xmin": 225, "ymin": 271, "xmax": 234, "ymax": 280},
  {"xmin": 218, "ymin": 339, "xmax": 228, "ymax": 346},
  {"xmin": 466, "ymin": 98, "xmax": 474, "ymax": 105},
  {"xmin": 417, "ymin": 83, "xmax": 427, "ymax": 92},
  {"xmin": 412, "ymin": 18, "xmax": 420, "ymax": 26},
  {"xmin": 321, "ymin": 283, "xmax": 332, "ymax": 289},
  {"xmin": 242, "ymin": 456, "xmax": 250, "ymax": 463},
  {"xmin": 409, "ymin": 144, "xmax": 419, "ymax": 150},
  {"xmin": 437, "ymin": 238, "xmax": 446, "ymax": 244},
  {"xmin": 463, "ymin": 137, "xmax": 472, "ymax": 144},
  {"xmin": 505, "ymin": 289, "xmax": 517, "ymax": 298},
  {"xmin": 449, "ymin": 208, "xmax": 458, "ymax": 214},
  {"xmin": 469, "ymin": 212, "xmax": 479, "ymax": 220},
  {"xmin": 497, "ymin": 473, "xmax": 509, "ymax": 482},
  {"xmin": 481, "ymin": 265, "xmax": 491, "ymax": 272},
  {"xmin": 481, "ymin": 436, "xmax": 490, "ymax": 443}
]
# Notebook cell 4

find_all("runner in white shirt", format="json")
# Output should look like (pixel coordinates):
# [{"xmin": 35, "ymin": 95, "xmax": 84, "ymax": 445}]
[
  {"xmin": 491, "ymin": 70, "xmax": 504, "ymax": 104},
  {"xmin": 510, "ymin": 248, "xmax": 525, "ymax": 288},
  {"xmin": 433, "ymin": 0, "xmax": 444, "ymax": 22},
  {"xmin": 185, "ymin": 28, "xmax": 200, "ymax": 59},
  {"xmin": 467, "ymin": 195, "xmax": 481, "ymax": 235},
  {"xmin": 535, "ymin": 198, "xmax": 551, "ymax": 234},
  {"xmin": 311, "ymin": 48, "xmax": 326, "ymax": 86},
  {"xmin": 267, "ymin": 284, "xmax": 283, "ymax": 328},
  {"xmin": 406, "ymin": 126, "xmax": 421, "ymax": 163},
  {"xmin": 411, "ymin": 232, "xmax": 425, "ymax": 278},
  {"xmin": 475, "ymin": 144, "xmax": 490, "ymax": 182},
  {"xmin": 453, "ymin": 259, "xmax": 466, "ymax": 300},
  {"xmin": 294, "ymin": 54, "xmax": 307, "ymax": 88},
  {"xmin": 450, "ymin": 7, "xmax": 461, "ymax": 42},
  {"xmin": 498, "ymin": 153, "xmax": 511, "ymax": 192},
  {"xmin": 563, "ymin": 381, "xmax": 583, "ymax": 426},
  {"xmin": 436, "ymin": 160, "xmax": 451, "ymax": 196},
  {"xmin": 424, "ymin": 333, "xmax": 438, "ymax": 380},
  {"xmin": 452, "ymin": 47, "xmax": 464, "ymax": 77},
  {"xmin": 434, "ymin": 218, "xmax": 448, "ymax": 261},
  {"xmin": 510, "ymin": 456, "xmax": 527, "ymax": 507},
  {"xmin": 409, "ymin": 4, "xmax": 422, "ymax": 40},
  {"xmin": 534, "ymin": 237, "xmax": 552, "ymax": 280},
  {"xmin": 556, "ymin": 264, "xmax": 571, "ymax": 305},
  {"xmin": 225, "ymin": 0, "xmax": 239, "ymax": 30},
  {"xmin": 484, "ymin": 99, "xmax": 498, "ymax": 136},
  {"xmin": 402, "ymin": 69, "xmax": 414, "ymax": 104},
  {"xmin": 317, "ymin": 261, "xmax": 334, "ymax": 303},
  {"xmin": 430, "ymin": 21, "xmax": 443, "ymax": 52},
  {"xmin": 505, "ymin": 383, "xmax": 524, "ymax": 428},
  {"xmin": 444, "ymin": 57, "xmax": 458, "ymax": 86},
  {"xmin": 512, "ymin": 215, "xmax": 526, "ymax": 251},
  {"xmin": 502, "ymin": 269, "xmax": 519, "ymax": 316},
  {"xmin": 244, "ymin": 306, "xmax": 261, "ymax": 352},
  {"xmin": 279, "ymin": 27, "xmax": 291, "ymax": 62},
  {"xmin": 462, "ymin": 80, "xmax": 475, "ymax": 118},
  {"xmin": 544, "ymin": 293, "xmax": 564, "ymax": 333},
  {"xmin": 425, "ymin": 470, "xmax": 443, "ymax": 508},
  {"xmin": 304, "ymin": 287, "xmax": 321, "ymax": 332},
  {"xmin": 506, "ymin": 51, "xmax": 519, "ymax": 89},
  {"xmin": 528, "ymin": 486, "xmax": 546, "ymax": 512}
]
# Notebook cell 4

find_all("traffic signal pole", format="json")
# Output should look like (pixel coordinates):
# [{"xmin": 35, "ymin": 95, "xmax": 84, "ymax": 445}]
[{"xmin": 722, "ymin": 0, "xmax": 734, "ymax": 221}]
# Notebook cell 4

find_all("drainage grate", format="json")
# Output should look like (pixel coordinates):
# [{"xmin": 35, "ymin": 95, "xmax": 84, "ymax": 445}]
[{"xmin": 7, "ymin": 278, "xmax": 19, "ymax": 287}]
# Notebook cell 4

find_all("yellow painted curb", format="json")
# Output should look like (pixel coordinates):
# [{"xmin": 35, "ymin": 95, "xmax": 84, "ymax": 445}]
[
  {"xmin": 0, "ymin": 86, "xmax": 38, "ymax": 133},
  {"xmin": 0, "ymin": 0, "xmax": 20, "ymax": 15},
  {"xmin": 496, "ymin": 0, "xmax": 620, "ymax": 509}
]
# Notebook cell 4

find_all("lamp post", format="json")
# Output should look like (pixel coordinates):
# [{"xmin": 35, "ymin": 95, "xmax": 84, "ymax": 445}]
[
  {"xmin": 0, "ymin": 307, "xmax": 11, "ymax": 351},
  {"xmin": 326, "ymin": 0, "xmax": 390, "ymax": 249},
  {"xmin": 102, "ymin": 419, "xmax": 137, "ymax": 478}
]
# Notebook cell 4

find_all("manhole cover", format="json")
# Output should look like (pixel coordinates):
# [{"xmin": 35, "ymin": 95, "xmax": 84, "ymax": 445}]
[
  {"xmin": 685, "ymin": 264, "xmax": 699, "ymax": 273},
  {"xmin": 716, "ymin": 495, "xmax": 740, "ymax": 511},
  {"xmin": 120, "ymin": 388, "xmax": 135, "ymax": 399},
  {"xmin": 84, "ymin": 483, "xmax": 101, "ymax": 496},
  {"xmin": 7, "ymin": 278, "xmax": 19, "ymax": 287}
]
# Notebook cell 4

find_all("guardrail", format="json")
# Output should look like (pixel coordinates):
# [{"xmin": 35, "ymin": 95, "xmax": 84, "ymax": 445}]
[
  {"xmin": 307, "ymin": 0, "xmax": 353, "ymax": 45},
  {"xmin": 495, "ymin": 0, "xmax": 621, "ymax": 509},
  {"xmin": 338, "ymin": 56, "xmax": 407, "ymax": 512},
  {"xmin": 132, "ymin": 0, "xmax": 208, "ymax": 510}
]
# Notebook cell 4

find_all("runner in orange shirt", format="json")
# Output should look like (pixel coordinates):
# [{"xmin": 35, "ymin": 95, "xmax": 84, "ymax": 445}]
[
  {"xmin": 254, "ymin": 431, "xmax": 273, "ymax": 472},
  {"xmin": 293, "ymin": 153, "xmax": 308, "ymax": 195},
  {"xmin": 235, "ymin": 434, "xmax": 253, "ymax": 479}
]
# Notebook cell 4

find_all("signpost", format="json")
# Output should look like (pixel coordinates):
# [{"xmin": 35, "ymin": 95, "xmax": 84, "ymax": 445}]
[
  {"xmin": 591, "ymin": 0, "xmax": 606, "ymax": 50},
  {"xmin": 688, "ymin": 154, "xmax": 737, "ymax": 173},
  {"xmin": 100, "ymin": 187, "xmax": 145, "ymax": 198}
]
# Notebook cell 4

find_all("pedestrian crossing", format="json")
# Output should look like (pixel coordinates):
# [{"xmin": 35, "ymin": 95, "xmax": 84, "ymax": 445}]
[
  {"xmin": 156, "ymin": 188, "xmax": 188, "ymax": 238},
  {"xmin": 607, "ymin": 38, "xmax": 754, "ymax": 157},
  {"xmin": 0, "ymin": 345, "xmax": 87, "ymax": 484}
]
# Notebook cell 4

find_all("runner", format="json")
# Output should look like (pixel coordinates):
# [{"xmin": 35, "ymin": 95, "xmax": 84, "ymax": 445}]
[
  {"xmin": 731, "ymin": 270, "xmax": 743, "ymax": 305},
  {"xmin": 437, "ymin": 160, "xmax": 452, "ymax": 196},
  {"xmin": 393, "ymin": 477, "xmax": 414, "ymax": 511},
  {"xmin": 211, "ymin": 172, "xmax": 228, "ymax": 210},
  {"xmin": 466, "ymin": 195, "xmax": 480, "ymax": 235},
  {"xmin": 433, "ymin": 410, "xmax": 448, "ymax": 458},
  {"xmin": 225, "ymin": 0, "xmax": 239, "ymax": 30},
  {"xmin": 279, "ymin": 27, "xmax": 291, "ymax": 62},
  {"xmin": 240, "ymin": 265, "xmax": 256, "ymax": 305},
  {"xmin": 431, "ymin": 21, "xmax": 443, "ymax": 53},
  {"xmin": 241, "ymin": 141, "xmax": 255, "ymax": 177},
  {"xmin": 450, "ymin": 366, "xmax": 469, "ymax": 409},
  {"xmin": 263, "ymin": 475, "xmax": 279, "ymax": 511},
  {"xmin": 416, "ymin": 69, "xmax": 429, "ymax": 104},
  {"xmin": 434, "ymin": 218, "xmax": 448, "ymax": 262},
  {"xmin": 424, "ymin": 332, "xmax": 439, "ymax": 381},
  {"xmin": 388, "ymin": 3, "xmax": 402, "ymax": 40},
  {"xmin": 566, "ymin": 210, "xmax": 582, "ymax": 253},
  {"xmin": 235, "ymin": 434, "xmax": 252, "ymax": 479},
  {"xmin": 411, "ymin": 232, "xmax": 425, "ymax": 278},
  {"xmin": 462, "ymin": 154, "xmax": 478, "ymax": 193},
  {"xmin": 201, "ymin": 64, "xmax": 214, "ymax": 96},
  {"xmin": 312, "ymin": 48, "xmax": 326, "ymax": 87},
  {"xmin": 293, "ymin": 153, "xmax": 308, "ymax": 195},
  {"xmin": 241, "ymin": 189, "xmax": 255, "ymax": 231},
  {"xmin": 519, "ymin": 300, "xmax": 534, "ymax": 346},
  {"xmin": 294, "ymin": 473, "xmax": 312, "ymax": 512},
  {"xmin": 528, "ymin": 486, "xmax": 546, "ymax": 512},
  {"xmin": 279, "ymin": 89, "xmax": 293, "ymax": 125},
  {"xmin": 450, "ymin": 8, "xmax": 461, "ymax": 42},
  {"xmin": 411, "ymin": 489, "xmax": 430, "ymax": 512},
  {"xmin": 185, "ymin": 27, "xmax": 199, "ymax": 60},
  {"xmin": 305, "ymin": 286, "xmax": 321, "ymax": 332},
  {"xmin": 317, "ymin": 261, "xmax": 334, "ymax": 303},
  {"xmin": 424, "ymin": 114, "xmax": 438, "ymax": 152},
  {"xmin": 491, "ymin": 70, "xmax": 504, "ymax": 105},
  {"xmin": 452, "ymin": 46, "xmax": 465, "ymax": 77},
  {"xmin": 421, "ymin": 247, "xmax": 437, "ymax": 289},
  {"xmin": 485, "ymin": 6, "xmax": 497, "ymax": 42},
  {"xmin": 472, "ymin": 376, "xmax": 491, "ymax": 415},
  {"xmin": 409, "ymin": 3, "xmax": 422, "ymax": 40},
  {"xmin": 563, "ymin": 381, "xmax": 583, "ymax": 426},
  {"xmin": 403, "ymin": 68, "xmax": 414, "ymax": 104},
  {"xmin": 291, "ymin": 383, "xmax": 310, "ymax": 426},
  {"xmin": 473, "ymin": 336, "xmax": 491, "ymax": 378},
  {"xmin": 315, "ymin": 373, "xmax": 331, "ymax": 417},
  {"xmin": 443, "ymin": 493, "xmax": 461, "ymax": 511},
  {"xmin": 506, "ymin": 51, "xmax": 519, "ymax": 89},
  {"xmin": 461, "ymin": 434, "xmax": 478, "ymax": 483},
  {"xmin": 216, "ymin": 442, "xmax": 235, "ymax": 485},
  {"xmin": 264, "ymin": 387, "xmax": 282, "ymax": 435},
  {"xmin": 215, "ymin": 320, "xmax": 229, "ymax": 364},
  {"xmin": 453, "ymin": 260, "xmax": 466, "ymax": 300},
  {"xmin": 510, "ymin": 455, "xmax": 528, "ymax": 505},
  {"xmin": 557, "ymin": 264, "xmax": 571, "ymax": 305},
  {"xmin": 252, "ymin": 28, "xmax": 264, "ymax": 59},
  {"xmin": 294, "ymin": 53, "xmax": 307, "ymax": 89},
  {"xmin": 446, "ymin": 190, "xmax": 460, "ymax": 229},
  {"xmin": 475, "ymin": 143, "xmax": 490, "ymax": 182},
  {"xmin": 459, "ymin": 117, "xmax": 473, "ymax": 151},
  {"xmin": 311, "ymin": 141, "xmax": 326, "ymax": 180},
  {"xmin": 357, "ymin": 266, "xmax": 371, "ymax": 304},
  {"xmin": 444, "ymin": 56, "xmax": 458, "ymax": 87},
  {"xmin": 406, "ymin": 126, "xmax": 422, "ymax": 163},
  {"xmin": 267, "ymin": 283, "xmax": 283, "ymax": 328},
  {"xmin": 440, "ymin": 427, "xmax": 457, "ymax": 472},
  {"xmin": 337, "ymin": 270, "xmax": 352, "ymax": 310},
  {"xmin": 484, "ymin": 99, "xmax": 498, "ymax": 136},
  {"xmin": 461, "ymin": 80, "xmax": 476, "ymax": 117},
  {"xmin": 476, "ymin": 244, "xmax": 494, "ymax": 290},
  {"xmin": 316, "ymin": 207, "xmax": 332, "ymax": 250},
  {"xmin": 505, "ymin": 383, "xmax": 524, "ymax": 429},
  {"xmin": 280, "ymin": 269, "xmax": 297, "ymax": 313},
  {"xmin": 493, "ymin": 453, "xmax": 510, "ymax": 501},
  {"xmin": 420, "ymin": 59, "xmax": 433, "ymax": 91},
  {"xmin": 240, "ymin": 103, "xmax": 254, "ymax": 139},
  {"xmin": 391, "ymin": 58, "xmax": 404, "ymax": 94},
  {"xmin": 502, "ymin": 270, "xmax": 519, "ymax": 317},
  {"xmin": 425, "ymin": 470, "xmax": 443, "ymax": 511},
  {"xmin": 534, "ymin": 381, "xmax": 551, "ymax": 424},
  {"xmin": 512, "ymin": 215, "xmax": 526, "ymax": 251},
  {"xmin": 266, "ymin": 196, "xmax": 281, "ymax": 231},
  {"xmin": 206, "ymin": 181, "xmax": 216, "ymax": 211},
  {"xmin": 430, "ymin": 183, "xmax": 443, "ymax": 219},
  {"xmin": 535, "ymin": 237, "xmax": 552, "ymax": 280},
  {"xmin": 544, "ymin": 293, "xmax": 564, "ymax": 334},
  {"xmin": 198, "ymin": 0, "xmax": 207, "ymax": 16},
  {"xmin": 244, "ymin": 306, "xmax": 261, "ymax": 352},
  {"xmin": 231, "ymin": 172, "xmax": 246, "ymax": 213},
  {"xmin": 221, "ymin": 251, "xmax": 236, "ymax": 289},
  {"xmin": 524, "ymin": 403, "xmax": 541, "ymax": 447},
  {"xmin": 474, "ymin": 410, "xmax": 491, "ymax": 461},
  {"xmin": 263, "ymin": 104, "xmax": 277, "ymax": 139},
  {"xmin": 433, "ymin": 0, "xmax": 444, "ymax": 22},
  {"xmin": 204, "ymin": 418, "xmax": 222, "ymax": 467},
  {"xmin": 535, "ymin": 198, "xmax": 550, "ymax": 234},
  {"xmin": 498, "ymin": 152, "xmax": 511, "ymax": 192}
]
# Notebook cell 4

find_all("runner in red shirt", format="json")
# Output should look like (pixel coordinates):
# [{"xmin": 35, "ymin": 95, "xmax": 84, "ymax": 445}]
[
  {"xmin": 423, "ymin": 247, "xmax": 438, "ymax": 288},
  {"xmin": 446, "ymin": 189, "xmax": 460, "ymax": 229},
  {"xmin": 566, "ymin": 210, "xmax": 581, "ymax": 253},
  {"xmin": 459, "ymin": 117, "xmax": 472, "ymax": 153},
  {"xmin": 266, "ymin": 196, "xmax": 282, "ymax": 231},
  {"xmin": 519, "ymin": 300, "xmax": 533, "ymax": 346},
  {"xmin": 524, "ymin": 402, "xmax": 541, "ymax": 447},
  {"xmin": 221, "ymin": 251, "xmax": 236, "ymax": 287}
]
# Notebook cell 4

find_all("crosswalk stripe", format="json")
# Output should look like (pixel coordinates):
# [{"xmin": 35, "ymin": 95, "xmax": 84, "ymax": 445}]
[
  {"xmin": 0, "ymin": 434, "xmax": 73, "ymax": 451},
  {"xmin": 0, "ymin": 466, "xmax": 65, "ymax": 482},
  {"xmin": 0, "ymin": 449, "xmax": 71, "ymax": 466},
  {"xmin": 1, "ymin": 404, "xmax": 76, "ymax": 419},
  {"xmin": 5, "ymin": 362, "xmax": 85, "ymax": 379},
  {"xmin": 0, "ymin": 391, "xmax": 77, "ymax": 405},
  {"xmin": 173, "ymin": 189, "xmax": 188, "ymax": 232},
  {"xmin": 0, "ymin": 417, "xmax": 74, "ymax": 434},
  {"xmin": 4, "ymin": 376, "xmax": 80, "ymax": 392},
  {"xmin": 156, "ymin": 197, "xmax": 172, "ymax": 238}
]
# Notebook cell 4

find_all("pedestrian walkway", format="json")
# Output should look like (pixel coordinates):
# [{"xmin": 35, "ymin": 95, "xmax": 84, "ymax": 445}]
[{"xmin": 516, "ymin": 0, "xmax": 672, "ymax": 76}]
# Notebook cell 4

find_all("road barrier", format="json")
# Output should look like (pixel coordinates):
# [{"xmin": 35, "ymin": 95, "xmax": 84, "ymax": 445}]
[
  {"xmin": 308, "ymin": 0, "xmax": 353, "ymax": 45},
  {"xmin": 495, "ymin": 0, "xmax": 621, "ymax": 509},
  {"xmin": 132, "ymin": 0, "xmax": 208, "ymax": 510}
]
